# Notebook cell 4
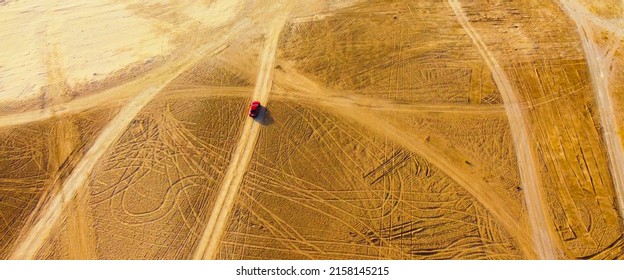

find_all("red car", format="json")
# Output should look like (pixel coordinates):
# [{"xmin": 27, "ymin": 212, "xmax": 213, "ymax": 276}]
[{"xmin": 249, "ymin": 101, "xmax": 261, "ymax": 118}]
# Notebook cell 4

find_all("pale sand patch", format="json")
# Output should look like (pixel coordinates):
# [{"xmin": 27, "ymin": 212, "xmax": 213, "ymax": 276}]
[
  {"xmin": 0, "ymin": 0, "xmax": 169, "ymax": 103},
  {"xmin": 182, "ymin": 0, "xmax": 244, "ymax": 28}
]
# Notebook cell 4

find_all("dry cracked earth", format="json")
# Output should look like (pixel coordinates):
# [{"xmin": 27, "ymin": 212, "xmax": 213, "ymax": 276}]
[{"xmin": 1, "ymin": 0, "xmax": 624, "ymax": 260}]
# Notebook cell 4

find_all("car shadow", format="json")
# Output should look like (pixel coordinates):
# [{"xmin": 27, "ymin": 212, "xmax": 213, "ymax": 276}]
[{"xmin": 256, "ymin": 106, "xmax": 274, "ymax": 126}]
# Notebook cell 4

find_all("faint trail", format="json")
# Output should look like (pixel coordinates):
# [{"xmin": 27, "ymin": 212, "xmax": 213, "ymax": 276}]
[
  {"xmin": 192, "ymin": 2, "xmax": 292, "ymax": 260},
  {"xmin": 0, "ymin": 89, "xmax": 129, "ymax": 128},
  {"xmin": 7, "ymin": 25, "xmax": 242, "ymax": 259},
  {"xmin": 559, "ymin": 1, "xmax": 624, "ymax": 225},
  {"xmin": 45, "ymin": 12, "xmax": 97, "ymax": 260},
  {"xmin": 448, "ymin": 0, "xmax": 559, "ymax": 259},
  {"xmin": 166, "ymin": 84, "xmax": 506, "ymax": 114}
]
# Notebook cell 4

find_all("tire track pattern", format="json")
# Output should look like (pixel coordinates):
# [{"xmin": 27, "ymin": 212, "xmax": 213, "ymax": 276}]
[
  {"xmin": 9, "ymin": 86, "xmax": 161, "ymax": 259},
  {"xmin": 219, "ymin": 101, "xmax": 523, "ymax": 260},
  {"xmin": 7, "ymin": 24, "xmax": 245, "ymax": 259}
]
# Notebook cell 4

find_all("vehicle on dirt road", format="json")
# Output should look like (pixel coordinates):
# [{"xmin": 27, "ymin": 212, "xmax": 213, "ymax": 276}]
[{"xmin": 249, "ymin": 101, "xmax": 261, "ymax": 118}]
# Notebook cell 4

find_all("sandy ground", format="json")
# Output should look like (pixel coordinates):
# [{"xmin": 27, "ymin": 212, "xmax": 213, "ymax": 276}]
[{"xmin": 1, "ymin": 0, "xmax": 624, "ymax": 259}]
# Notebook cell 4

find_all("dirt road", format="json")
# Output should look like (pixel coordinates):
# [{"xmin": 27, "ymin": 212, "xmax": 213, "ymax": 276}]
[
  {"xmin": 448, "ymin": 0, "xmax": 560, "ymax": 259},
  {"xmin": 559, "ymin": 1, "xmax": 624, "ymax": 225},
  {"xmin": 192, "ymin": 2, "xmax": 293, "ymax": 260},
  {"xmin": 164, "ymin": 84, "xmax": 505, "ymax": 115}
]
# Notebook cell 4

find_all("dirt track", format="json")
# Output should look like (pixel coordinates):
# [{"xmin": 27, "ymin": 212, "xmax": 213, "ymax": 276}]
[
  {"xmin": 448, "ymin": 0, "xmax": 559, "ymax": 259},
  {"xmin": 559, "ymin": 0, "xmax": 624, "ymax": 227},
  {"xmin": 192, "ymin": 1, "xmax": 293, "ymax": 259}
]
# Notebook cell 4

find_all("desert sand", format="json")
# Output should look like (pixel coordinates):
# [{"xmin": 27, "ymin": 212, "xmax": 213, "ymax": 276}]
[{"xmin": 0, "ymin": 0, "xmax": 623, "ymax": 260}]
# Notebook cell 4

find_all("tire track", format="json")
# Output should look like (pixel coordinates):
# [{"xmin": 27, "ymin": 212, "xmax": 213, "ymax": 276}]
[
  {"xmin": 192, "ymin": 2, "xmax": 293, "ymax": 260},
  {"xmin": 165, "ymin": 85, "xmax": 505, "ymax": 114},
  {"xmin": 7, "ymin": 25, "xmax": 245, "ymax": 259},
  {"xmin": 448, "ymin": 0, "xmax": 560, "ymax": 259}
]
